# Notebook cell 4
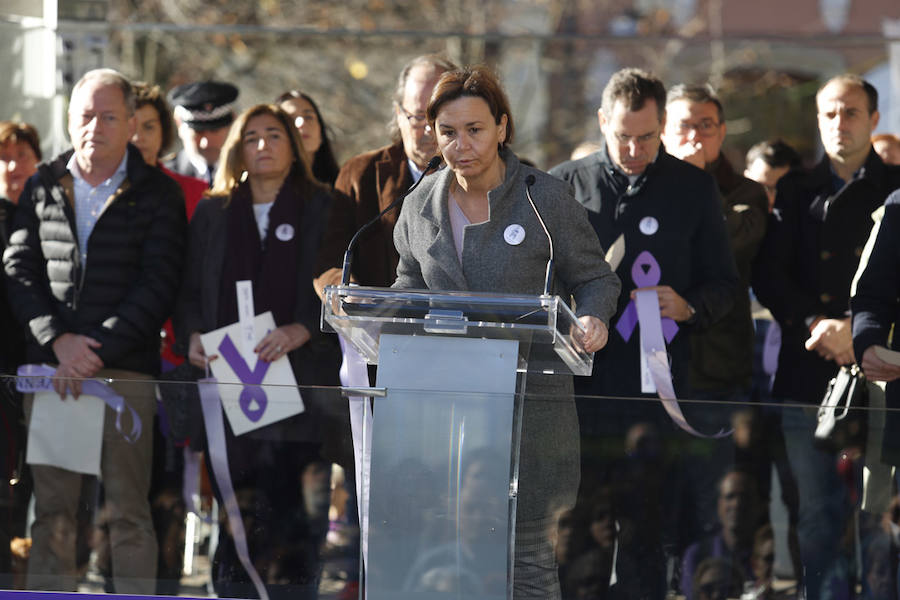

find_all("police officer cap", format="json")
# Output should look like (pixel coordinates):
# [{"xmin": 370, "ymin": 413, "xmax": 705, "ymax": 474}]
[{"xmin": 169, "ymin": 81, "xmax": 239, "ymax": 131}]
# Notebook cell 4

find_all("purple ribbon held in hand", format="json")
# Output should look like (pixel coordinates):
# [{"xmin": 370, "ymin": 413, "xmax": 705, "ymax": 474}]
[
  {"xmin": 16, "ymin": 364, "xmax": 142, "ymax": 443},
  {"xmin": 217, "ymin": 334, "xmax": 271, "ymax": 422},
  {"xmin": 616, "ymin": 250, "xmax": 678, "ymax": 343}
]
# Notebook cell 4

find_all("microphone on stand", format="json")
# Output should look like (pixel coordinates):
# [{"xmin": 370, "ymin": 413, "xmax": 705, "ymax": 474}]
[
  {"xmin": 524, "ymin": 174, "xmax": 555, "ymax": 297},
  {"xmin": 340, "ymin": 155, "xmax": 442, "ymax": 286}
]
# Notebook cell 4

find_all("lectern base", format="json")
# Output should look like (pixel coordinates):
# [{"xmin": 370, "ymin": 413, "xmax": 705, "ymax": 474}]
[{"xmin": 366, "ymin": 334, "xmax": 520, "ymax": 600}]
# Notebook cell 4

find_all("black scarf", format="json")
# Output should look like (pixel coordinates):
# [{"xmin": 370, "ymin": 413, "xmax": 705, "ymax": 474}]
[{"xmin": 217, "ymin": 169, "xmax": 303, "ymax": 329}]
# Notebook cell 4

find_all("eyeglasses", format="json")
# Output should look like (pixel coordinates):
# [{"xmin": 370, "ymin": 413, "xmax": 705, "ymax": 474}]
[
  {"xmin": 399, "ymin": 105, "xmax": 428, "ymax": 128},
  {"xmin": 674, "ymin": 118, "xmax": 721, "ymax": 137}
]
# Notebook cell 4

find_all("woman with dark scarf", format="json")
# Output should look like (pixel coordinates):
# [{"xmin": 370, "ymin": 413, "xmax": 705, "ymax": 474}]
[
  {"xmin": 276, "ymin": 90, "xmax": 340, "ymax": 187},
  {"xmin": 176, "ymin": 103, "xmax": 341, "ymax": 599}
]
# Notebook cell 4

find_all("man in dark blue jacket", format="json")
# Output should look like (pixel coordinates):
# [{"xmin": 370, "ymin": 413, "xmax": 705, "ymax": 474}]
[
  {"xmin": 550, "ymin": 68, "xmax": 737, "ymax": 408},
  {"xmin": 754, "ymin": 74, "xmax": 900, "ymax": 600},
  {"xmin": 3, "ymin": 69, "xmax": 186, "ymax": 593},
  {"xmin": 550, "ymin": 67, "xmax": 737, "ymax": 600}
]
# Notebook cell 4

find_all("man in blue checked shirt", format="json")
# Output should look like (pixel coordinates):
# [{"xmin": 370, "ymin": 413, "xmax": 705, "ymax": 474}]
[{"xmin": 3, "ymin": 68, "xmax": 186, "ymax": 594}]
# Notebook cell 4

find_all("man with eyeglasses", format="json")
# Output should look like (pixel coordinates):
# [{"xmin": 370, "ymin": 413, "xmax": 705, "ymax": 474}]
[
  {"xmin": 314, "ymin": 54, "xmax": 457, "ymax": 295},
  {"xmin": 550, "ymin": 68, "xmax": 737, "ymax": 405},
  {"xmin": 662, "ymin": 87, "xmax": 800, "ymax": 589},
  {"xmin": 662, "ymin": 85, "xmax": 768, "ymax": 412}
]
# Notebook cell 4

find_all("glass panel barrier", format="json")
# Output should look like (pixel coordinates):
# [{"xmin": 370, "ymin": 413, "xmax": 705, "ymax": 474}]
[{"xmin": 0, "ymin": 371, "xmax": 893, "ymax": 599}]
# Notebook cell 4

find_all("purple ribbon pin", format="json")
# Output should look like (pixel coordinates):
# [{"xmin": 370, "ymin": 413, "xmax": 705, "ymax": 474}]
[
  {"xmin": 615, "ymin": 250, "xmax": 678, "ymax": 343},
  {"xmin": 218, "ymin": 334, "xmax": 270, "ymax": 422}
]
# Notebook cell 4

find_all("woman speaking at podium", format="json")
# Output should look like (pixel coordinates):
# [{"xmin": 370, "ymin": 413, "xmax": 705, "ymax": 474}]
[{"xmin": 392, "ymin": 66, "xmax": 621, "ymax": 599}]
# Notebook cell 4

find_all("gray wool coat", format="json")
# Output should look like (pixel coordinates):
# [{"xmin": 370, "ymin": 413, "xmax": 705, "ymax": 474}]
[{"xmin": 392, "ymin": 149, "xmax": 621, "ymax": 519}]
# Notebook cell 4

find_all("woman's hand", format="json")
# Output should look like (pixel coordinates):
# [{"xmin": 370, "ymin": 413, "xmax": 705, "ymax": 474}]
[
  {"xmin": 578, "ymin": 316, "xmax": 609, "ymax": 353},
  {"xmin": 188, "ymin": 332, "xmax": 216, "ymax": 369},
  {"xmin": 255, "ymin": 323, "xmax": 311, "ymax": 362}
]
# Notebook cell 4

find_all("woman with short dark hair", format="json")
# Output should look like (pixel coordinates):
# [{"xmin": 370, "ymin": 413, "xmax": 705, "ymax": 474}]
[
  {"xmin": 131, "ymin": 82, "xmax": 207, "ymax": 219},
  {"xmin": 0, "ymin": 121, "xmax": 41, "ymax": 207},
  {"xmin": 392, "ymin": 65, "xmax": 621, "ymax": 599}
]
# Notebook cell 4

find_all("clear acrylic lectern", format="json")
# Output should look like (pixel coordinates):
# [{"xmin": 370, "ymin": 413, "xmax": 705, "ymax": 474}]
[{"xmin": 322, "ymin": 285, "xmax": 593, "ymax": 600}]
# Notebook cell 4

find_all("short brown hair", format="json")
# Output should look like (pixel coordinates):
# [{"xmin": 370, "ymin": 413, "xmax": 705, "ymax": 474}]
[
  {"xmin": 817, "ymin": 74, "xmax": 878, "ymax": 114},
  {"xmin": 426, "ymin": 66, "xmax": 515, "ymax": 147},
  {"xmin": 132, "ymin": 82, "xmax": 176, "ymax": 159},
  {"xmin": 666, "ymin": 83, "xmax": 724, "ymax": 123},
  {"xmin": 601, "ymin": 68, "xmax": 666, "ymax": 122},
  {"xmin": 0, "ymin": 121, "xmax": 42, "ymax": 160}
]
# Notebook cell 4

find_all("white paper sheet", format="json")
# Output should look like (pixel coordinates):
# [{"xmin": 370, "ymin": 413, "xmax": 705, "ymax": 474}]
[
  {"xmin": 27, "ymin": 391, "xmax": 105, "ymax": 475},
  {"xmin": 236, "ymin": 280, "xmax": 256, "ymax": 359},
  {"xmin": 200, "ymin": 311, "xmax": 304, "ymax": 436}
]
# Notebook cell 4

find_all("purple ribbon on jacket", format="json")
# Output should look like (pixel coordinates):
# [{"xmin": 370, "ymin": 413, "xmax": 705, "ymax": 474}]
[
  {"xmin": 217, "ymin": 333, "xmax": 270, "ymax": 422},
  {"xmin": 16, "ymin": 364, "xmax": 142, "ymax": 444},
  {"xmin": 615, "ymin": 251, "xmax": 678, "ymax": 343}
]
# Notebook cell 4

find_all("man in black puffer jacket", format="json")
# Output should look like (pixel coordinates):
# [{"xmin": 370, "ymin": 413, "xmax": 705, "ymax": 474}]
[{"xmin": 2, "ymin": 69, "xmax": 186, "ymax": 593}]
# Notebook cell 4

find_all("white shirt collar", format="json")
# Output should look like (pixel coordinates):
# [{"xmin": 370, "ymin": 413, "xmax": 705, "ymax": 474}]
[
  {"xmin": 407, "ymin": 158, "xmax": 425, "ymax": 182},
  {"xmin": 188, "ymin": 152, "xmax": 212, "ymax": 178},
  {"xmin": 67, "ymin": 151, "xmax": 128, "ymax": 186}
]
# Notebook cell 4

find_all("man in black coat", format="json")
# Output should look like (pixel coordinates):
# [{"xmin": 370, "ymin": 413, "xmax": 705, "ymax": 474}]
[
  {"xmin": 852, "ymin": 189, "xmax": 900, "ymax": 448},
  {"xmin": 3, "ymin": 69, "xmax": 186, "ymax": 593},
  {"xmin": 753, "ymin": 74, "xmax": 900, "ymax": 600},
  {"xmin": 550, "ymin": 68, "xmax": 737, "ymax": 600},
  {"xmin": 662, "ymin": 84, "xmax": 768, "ymax": 404},
  {"xmin": 313, "ymin": 54, "xmax": 456, "ymax": 296},
  {"xmin": 550, "ymin": 68, "xmax": 737, "ymax": 408}
]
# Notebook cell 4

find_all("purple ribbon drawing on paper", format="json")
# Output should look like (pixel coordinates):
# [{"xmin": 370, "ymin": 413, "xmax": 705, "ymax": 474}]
[
  {"xmin": 218, "ymin": 334, "xmax": 270, "ymax": 422},
  {"xmin": 615, "ymin": 250, "xmax": 678, "ymax": 344}
]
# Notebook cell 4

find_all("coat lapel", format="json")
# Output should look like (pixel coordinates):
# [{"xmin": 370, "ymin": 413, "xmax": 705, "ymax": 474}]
[
  {"xmin": 202, "ymin": 202, "xmax": 228, "ymax": 330},
  {"xmin": 421, "ymin": 170, "xmax": 468, "ymax": 290},
  {"xmin": 375, "ymin": 144, "xmax": 411, "ymax": 221}
]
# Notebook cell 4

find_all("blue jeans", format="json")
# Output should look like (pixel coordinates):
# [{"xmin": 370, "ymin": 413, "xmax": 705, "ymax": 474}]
[{"xmin": 781, "ymin": 405, "xmax": 852, "ymax": 599}]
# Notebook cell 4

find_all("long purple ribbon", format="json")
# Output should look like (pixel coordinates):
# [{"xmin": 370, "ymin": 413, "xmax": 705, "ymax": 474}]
[
  {"xmin": 16, "ymin": 364, "xmax": 142, "ymax": 444},
  {"xmin": 217, "ymin": 333, "xmax": 270, "ymax": 422},
  {"xmin": 338, "ymin": 335, "xmax": 372, "ymax": 578},
  {"xmin": 615, "ymin": 251, "xmax": 678, "ymax": 343},
  {"xmin": 198, "ymin": 378, "xmax": 270, "ymax": 600}
]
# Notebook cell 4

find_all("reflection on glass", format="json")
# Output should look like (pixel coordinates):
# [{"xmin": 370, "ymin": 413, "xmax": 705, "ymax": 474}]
[{"xmin": 0, "ymin": 374, "xmax": 898, "ymax": 600}]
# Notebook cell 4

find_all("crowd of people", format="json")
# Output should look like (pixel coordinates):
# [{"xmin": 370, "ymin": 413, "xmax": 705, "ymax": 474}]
[{"xmin": 0, "ymin": 53, "xmax": 900, "ymax": 600}]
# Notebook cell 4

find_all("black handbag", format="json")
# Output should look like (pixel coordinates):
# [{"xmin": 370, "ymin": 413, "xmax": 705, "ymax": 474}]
[{"xmin": 814, "ymin": 364, "xmax": 868, "ymax": 452}]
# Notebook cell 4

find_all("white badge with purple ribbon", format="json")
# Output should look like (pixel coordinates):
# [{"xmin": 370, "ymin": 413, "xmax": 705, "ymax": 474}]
[
  {"xmin": 504, "ymin": 224, "xmax": 526, "ymax": 245},
  {"xmin": 275, "ymin": 223, "xmax": 294, "ymax": 242},
  {"xmin": 201, "ymin": 311, "xmax": 304, "ymax": 436},
  {"xmin": 639, "ymin": 216, "xmax": 659, "ymax": 236}
]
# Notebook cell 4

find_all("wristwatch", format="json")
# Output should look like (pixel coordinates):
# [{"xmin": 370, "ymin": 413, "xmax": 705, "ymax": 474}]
[{"xmin": 685, "ymin": 302, "xmax": 697, "ymax": 324}]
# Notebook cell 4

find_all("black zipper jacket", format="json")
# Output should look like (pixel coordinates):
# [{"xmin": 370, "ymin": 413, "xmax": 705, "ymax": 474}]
[{"xmin": 3, "ymin": 144, "xmax": 187, "ymax": 376}]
